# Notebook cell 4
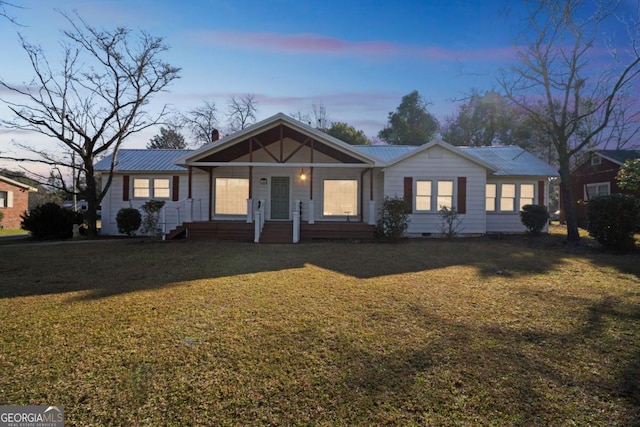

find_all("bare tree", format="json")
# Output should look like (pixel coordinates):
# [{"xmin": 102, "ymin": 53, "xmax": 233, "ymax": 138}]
[
  {"xmin": 311, "ymin": 101, "xmax": 330, "ymax": 131},
  {"xmin": 0, "ymin": 12, "xmax": 180, "ymax": 236},
  {"xmin": 0, "ymin": 1, "xmax": 20, "ymax": 24},
  {"xmin": 498, "ymin": 0, "xmax": 640, "ymax": 244},
  {"xmin": 227, "ymin": 94, "xmax": 258, "ymax": 132},
  {"xmin": 183, "ymin": 100, "xmax": 220, "ymax": 144}
]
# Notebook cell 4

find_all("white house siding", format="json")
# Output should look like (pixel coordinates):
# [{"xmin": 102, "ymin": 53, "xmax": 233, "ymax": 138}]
[
  {"xmin": 485, "ymin": 177, "xmax": 549, "ymax": 233},
  {"xmin": 100, "ymin": 172, "xmax": 190, "ymax": 235},
  {"xmin": 384, "ymin": 145, "xmax": 487, "ymax": 235}
]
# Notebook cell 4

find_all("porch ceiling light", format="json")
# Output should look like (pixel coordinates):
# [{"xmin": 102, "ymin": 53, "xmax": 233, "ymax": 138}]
[{"xmin": 300, "ymin": 168, "xmax": 307, "ymax": 181}]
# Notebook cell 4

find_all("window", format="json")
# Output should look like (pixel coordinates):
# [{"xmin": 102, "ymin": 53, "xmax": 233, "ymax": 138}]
[
  {"xmin": 215, "ymin": 178, "xmax": 249, "ymax": 215},
  {"xmin": 486, "ymin": 184, "xmax": 497, "ymax": 212},
  {"xmin": 415, "ymin": 181, "xmax": 432, "ymax": 211},
  {"xmin": 323, "ymin": 180, "xmax": 357, "ymax": 216},
  {"xmin": 584, "ymin": 182, "xmax": 609, "ymax": 200},
  {"xmin": 500, "ymin": 184, "xmax": 516, "ymax": 211},
  {"xmin": 590, "ymin": 156, "xmax": 601, "ymax": 166},
  {"xmin": 519, "ymin": 184, "xmax": 535, "ymax": 210},
  {"xmin": 437, "ymin": 181, "xmax": 453, "ymax": 209},
  {"xmin": 0, "ymin": 191, "xmax": 7, "ymax": 208},
  {"xmin": 414, "ymin": 180, "xmax": 454, "ymax": 211},
  {"xmin": 153, "ymin": 179, "xmax": 170, "ymax": 198},
  {"xmin": 133, "ymin": 179, "xmax": 150, "ymax": 198}
]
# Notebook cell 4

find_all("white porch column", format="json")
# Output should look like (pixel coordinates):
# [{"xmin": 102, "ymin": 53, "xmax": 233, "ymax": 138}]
[
  {"xmin": 185, "ymin": 198, "xmax": 193, "ymax": 223},
  {"xmin": 246, "ymin": 199, "xmax": 253, "ymax": 223},
  {"xmin": 308, "ymin": 199, "xmax": 315, "ymax": 224},
  {"xmin": 293, "ymin": 211, "xmax": 300, "ymax": 243},
  {"xmin": 368, "ymin": 200, "xmax": 376, "ymax": 225}
]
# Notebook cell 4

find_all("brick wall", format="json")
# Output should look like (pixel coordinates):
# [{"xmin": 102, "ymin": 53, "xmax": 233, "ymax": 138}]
[{"xmin": 0, "ymin": 181, "xmax": 30, "ymax": 229}]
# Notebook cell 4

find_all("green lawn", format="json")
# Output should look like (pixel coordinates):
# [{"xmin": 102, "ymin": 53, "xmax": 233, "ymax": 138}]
[
  {"xmin": 0, "ymin": 228, "xmax": 28, "ymax": 236},
  {"xmin": 0, "ymin": 233, "xmax": 639, "ymax": 426}
]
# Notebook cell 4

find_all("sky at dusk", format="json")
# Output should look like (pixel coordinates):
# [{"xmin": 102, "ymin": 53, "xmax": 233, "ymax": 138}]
[{"xmin": 0, "ymin": 0, "xmax": 637, "ymax": 174}]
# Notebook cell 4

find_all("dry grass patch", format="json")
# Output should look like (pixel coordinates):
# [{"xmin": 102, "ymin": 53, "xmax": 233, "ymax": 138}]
[{"xmin": 0, "ymin": 235, "xmax": 639, "ymax": 426}]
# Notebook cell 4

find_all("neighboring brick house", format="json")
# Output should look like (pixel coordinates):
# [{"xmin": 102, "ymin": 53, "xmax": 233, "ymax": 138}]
[
  {"xmin": 565, "ymin": 150, "xmax": 640, "ymax": 227},
  {"xmin": 0, "ymin": 175, "xmax": 37, "ymax": 229}
]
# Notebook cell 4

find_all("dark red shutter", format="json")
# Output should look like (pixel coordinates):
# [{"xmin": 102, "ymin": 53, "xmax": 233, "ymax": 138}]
[
  {"xmin": 457, "ymin": 177, "xmax": 467, "ymax": 214},
  {"xmin": 538, "ymin": 180, "xmax": 545, "ymax": 205},
  {"xmin": 123, "ymin": 175, "xmax": 130, "ymax": 201},
  {"xmin": 403, "ymin": 177, "xmax": 413, "ymax": 213},
  {"xmin": 172, "ymin": 175, "xmax": 180, "ymax": 201}
]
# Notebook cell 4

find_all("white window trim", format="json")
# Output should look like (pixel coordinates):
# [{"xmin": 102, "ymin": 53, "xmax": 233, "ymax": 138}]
[
  {"xmin": 133, "ymin": 178, "xmax": 150, "ymax": 199},
  {"xmin": 153, "ymin": 178, "xmax": 171, "ymax": 199},
  {"xmin": 486, "ymin": 183, "xmax": 497, "ymax": 212},
  {"xmin": 584, "ymin": 182, "xmax": 610, "ymax": 200},
  {"xmin": 415, "ymin": 180, "xmax": 433, "ymax": 212},
  {"xmin": 215, "ymin": 177, "xmax": 249, "ymax": 216},
  {"xmin": 414, "ymin": 179, "xmax": 456, "ymax": 213},
  {"xmin": 519, "ymin": 183, "xmax": 536, "ymax": 211},
  {"xmin": 322, "ymin": 179, "xmax": 358, "ymax": 218},
  {"xmin": 487, "ymin": 182, "xmax": 538, "ymax": 214},
  {"xmin": 590, "ymin": 156, "xmax": 601, "ymax": 166}
]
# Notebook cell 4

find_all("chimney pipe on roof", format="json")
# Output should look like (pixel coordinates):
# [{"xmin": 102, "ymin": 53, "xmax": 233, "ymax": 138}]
[{"xmin": 211, "ymin": 129, "xmax": 220, "ymax": 142}]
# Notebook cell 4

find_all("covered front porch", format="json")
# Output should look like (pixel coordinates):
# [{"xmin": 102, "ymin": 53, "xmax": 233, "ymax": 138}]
[
  {"xmin": 162, "ymin": 114, "xmax": 382, "ymax": 243},
  {"xmin": 165, "ymin": 219, "xmax": 376, "ymax": 243}
]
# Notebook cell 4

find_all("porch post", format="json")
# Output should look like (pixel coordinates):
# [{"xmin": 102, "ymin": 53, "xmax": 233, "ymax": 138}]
[
  {"xmin": 246, "ymin": 199, "xmax": 253, "ymax": 223},
  {"xmin": 186, "ymin": 198, "xmax": 193, "ymax": 223},
  {"xmin": 308, "ymin": 200, "xmax": 315, "ymax": 224},
  {"xmin": 293, "ymin": 200, "xmax": 300, "ymax": 243},
  {"xmin": 368, "ymin": 200, "xmax": 376, "ymax": 225},
  {"xmin": 188, "ymin": 166, "xmax": 193, "ymax": 199}
]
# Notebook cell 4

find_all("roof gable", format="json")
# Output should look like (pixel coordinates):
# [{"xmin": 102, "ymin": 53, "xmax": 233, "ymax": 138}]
[
  {"xmin": 595, "ymin": 149, "xmax": 640, "ymax": 165},
  {"xmin": 176, "ymin": 113, "xmax": 380, "ymax": 166},
  {"xmin": 0, "ymin": 174, "xmax": 37, "ymax": 191},
  {"xmin": 383, "ymin": 140, "xmax": 498, "ymax": 171}
]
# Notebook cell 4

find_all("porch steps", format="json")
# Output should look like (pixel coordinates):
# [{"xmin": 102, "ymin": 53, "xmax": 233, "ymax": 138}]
[
  {"xmin": 259, "ymin": 221, "xmax": 294, "ymax": 244},
  {"xmin": 166, "ymin": 224, "xmax": 187, "ymax": 240}
]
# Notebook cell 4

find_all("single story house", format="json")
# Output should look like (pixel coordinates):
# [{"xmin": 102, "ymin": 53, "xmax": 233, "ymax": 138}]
[
  {"xmin": 565, "ymin": 149, "xmax": 640, "ymax": 227},
  {"xmin": 0, "ymin": 174, "xmax": 37, "ymax": 229},
  {"xmin": 95, "ymin": 113, "xmax": 559, "ymax": 242}
]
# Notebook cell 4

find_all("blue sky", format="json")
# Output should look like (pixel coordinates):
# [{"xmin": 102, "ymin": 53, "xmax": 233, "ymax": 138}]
[{"xmin": 0, "ymin": 0, "xmax": 636, "ymax": 174}]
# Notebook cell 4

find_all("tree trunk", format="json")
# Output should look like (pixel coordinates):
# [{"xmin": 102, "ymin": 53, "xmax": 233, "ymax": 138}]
[
  {"xmin": 84, "ymin": 162, "xmax": 99, "ymax": 237},
  {"xmin": 558, "ymin": 153, "xmax": 580, "ymax": 244}
]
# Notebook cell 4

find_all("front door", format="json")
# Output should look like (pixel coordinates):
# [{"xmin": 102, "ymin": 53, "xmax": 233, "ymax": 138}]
[{"xmin": 271, "ymin": 177, "xmax": 290, "ymax": 219}]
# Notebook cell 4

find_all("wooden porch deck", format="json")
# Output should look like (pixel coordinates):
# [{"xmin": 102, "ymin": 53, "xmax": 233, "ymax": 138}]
[{"xmin": 167, "ymin": 221, "xmax": 375, "ymax": 243}]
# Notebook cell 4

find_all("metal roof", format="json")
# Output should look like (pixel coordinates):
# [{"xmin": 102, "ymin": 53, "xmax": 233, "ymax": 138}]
[
  {"xmin": 352, "ymin": 145, "xmax": 419, "ymax": 163},
  {"xmin": 94, "ymin": 149, "xmax": 192, "ymax": 172},
  {"xmin": 460, "ymin": 146, "xmax": 559, "ymax": 177},
  {"xmin": 93, "ymin": 145, "xmax": 558, "ymax": 177}
]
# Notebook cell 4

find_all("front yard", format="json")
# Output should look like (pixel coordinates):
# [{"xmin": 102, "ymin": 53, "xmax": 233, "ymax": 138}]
[{"xmin": 0, "ymin": 233, "xmax": 638, "ymax": 426}]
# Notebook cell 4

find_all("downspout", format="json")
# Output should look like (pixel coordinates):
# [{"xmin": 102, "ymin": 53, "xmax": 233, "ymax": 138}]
[{"xmin": 360, "ymin": 168, "xmax": 368, "ymax": 222}]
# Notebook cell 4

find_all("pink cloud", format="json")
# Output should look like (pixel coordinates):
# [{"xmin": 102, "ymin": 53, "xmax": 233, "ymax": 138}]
[{"xmin": 189, "ymin": 30, "xmax": 516, "ymax": 62}]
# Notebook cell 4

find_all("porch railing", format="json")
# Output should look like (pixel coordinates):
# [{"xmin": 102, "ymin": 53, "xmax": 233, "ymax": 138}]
[
  {"xmin": 161, "ymin": 198, "xmax": 202, "ymax": 239},
  {"xmin": 253, "ymin": 199, "xmax": 265, "ymax": 243}
]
